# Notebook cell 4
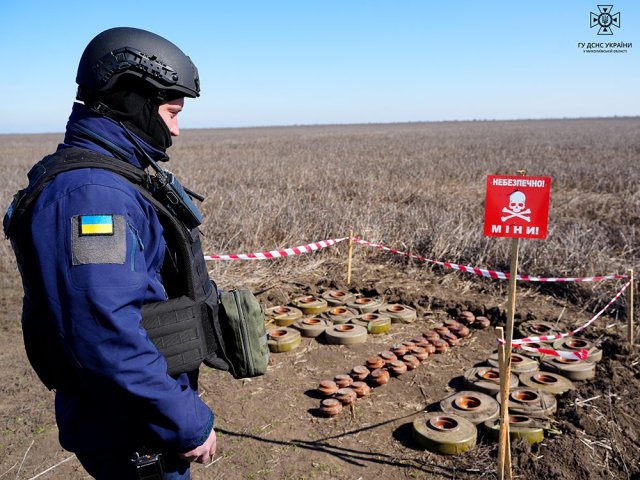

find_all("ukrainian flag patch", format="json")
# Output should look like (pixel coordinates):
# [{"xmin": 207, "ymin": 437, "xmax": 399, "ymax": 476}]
[
  {"xmin": 71, "ymin": 214, "xmax": 125, "ymax": 265},
  {"xmin": 79, "ymin": 214, "xmax": 114, "ymax": 236}
]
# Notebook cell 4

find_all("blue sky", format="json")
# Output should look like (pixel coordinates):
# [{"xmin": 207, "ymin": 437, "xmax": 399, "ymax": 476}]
[{"xmin": 0, "ymin": 1, "xmax": 638, "ymax": 133}]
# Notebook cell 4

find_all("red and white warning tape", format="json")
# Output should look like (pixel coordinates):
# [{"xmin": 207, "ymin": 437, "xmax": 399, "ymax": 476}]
[
  {"xmin": 352, "ymin": 237, "xmax": 628, "ymax": 283},
  {"xmin": 512, "ymin": 344, "xmax": 589, "ymax": 361},
  {"xmin": 204, "ymin": 237, "xmax": 629, "ymax": 282},
  {"xmin": 509, "ymin": 279, "xmax": 632, "ymax": 346},
  {"xmin": 204, "ymin": 235, "xmax": 629, "ymax": 284},
  {"xmin": 204, "ymin": 237, "xmax": 347, "ymax": 261}
]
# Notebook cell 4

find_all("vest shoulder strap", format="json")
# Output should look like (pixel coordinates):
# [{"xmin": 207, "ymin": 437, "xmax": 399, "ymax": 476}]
[{"xmin": 4, "ymin": 147, "xmax": 149, "ymax": 239}]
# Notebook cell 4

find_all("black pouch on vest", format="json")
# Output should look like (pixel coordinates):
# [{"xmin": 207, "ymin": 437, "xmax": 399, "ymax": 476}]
[
  {"xmin": 214, "ymin": 290, "xmax": 269, "ymax": 379},
  {"xmin": 141, "ymin": 296, "xmax": 216, "ymax": 376}
]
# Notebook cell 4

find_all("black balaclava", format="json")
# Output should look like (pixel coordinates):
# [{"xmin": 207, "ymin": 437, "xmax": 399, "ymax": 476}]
[{"xmin": 88, "ymin": 78, "xmax": 173, "ymax": 152}]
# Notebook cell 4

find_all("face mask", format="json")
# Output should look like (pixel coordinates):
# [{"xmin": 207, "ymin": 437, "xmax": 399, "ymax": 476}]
[{"xmin": 91, "ymin": 88, "xmax": 172, "ymax": 151}]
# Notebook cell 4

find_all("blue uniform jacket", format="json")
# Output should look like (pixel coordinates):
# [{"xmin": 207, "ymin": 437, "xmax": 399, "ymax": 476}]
[{"xmin": 24, "ymin": 103, "xmax": 213, "ymax": 455}]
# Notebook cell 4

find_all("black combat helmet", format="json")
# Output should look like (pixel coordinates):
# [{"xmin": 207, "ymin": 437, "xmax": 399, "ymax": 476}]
[
  {"xmin": 76, "ymin": 26, "xmax": 200, "ymax": 102},
  {"xmin": 74, "ymin": 27, "xmax": 200, "ymax": 151}
]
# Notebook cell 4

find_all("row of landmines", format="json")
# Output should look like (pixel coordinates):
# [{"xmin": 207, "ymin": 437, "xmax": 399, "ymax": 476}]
[{"xmin": 264, "ymin": 289, "xmax": 601, "ymax": 455}]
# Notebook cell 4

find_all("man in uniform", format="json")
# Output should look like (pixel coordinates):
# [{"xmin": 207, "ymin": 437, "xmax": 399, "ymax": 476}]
[{"xmin": 4, "ymin": 27, "xmax": 218, "ymax": 479}]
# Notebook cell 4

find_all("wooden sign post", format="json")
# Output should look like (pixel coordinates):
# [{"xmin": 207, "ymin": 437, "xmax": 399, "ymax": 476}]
[
  {"xmin": 484, "ymin": 172, "xmax": 552, "ymax": 480},
  {"xmin": 346, "ymin": 229, "xmax": 354, "ymax": 286}
]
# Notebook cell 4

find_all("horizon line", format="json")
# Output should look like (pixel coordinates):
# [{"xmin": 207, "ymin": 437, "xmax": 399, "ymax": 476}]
[{"xmin": 1, "ymin": 114, "xmax": 638, "ymax": 136}]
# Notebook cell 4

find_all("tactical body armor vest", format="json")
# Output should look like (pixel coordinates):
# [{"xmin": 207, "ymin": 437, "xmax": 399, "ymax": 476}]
[{"xmin": 4, "ymin": 147, "xmax": 228, "ymax": 390}]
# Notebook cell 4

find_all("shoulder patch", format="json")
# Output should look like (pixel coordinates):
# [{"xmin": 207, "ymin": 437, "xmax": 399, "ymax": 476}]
[{"xmin": 72, "ymin": 214, "xmax": 125, "ymax": 265}]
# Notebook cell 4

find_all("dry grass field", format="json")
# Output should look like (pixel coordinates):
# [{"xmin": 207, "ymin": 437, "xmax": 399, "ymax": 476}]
[
  {"xmin": 0, "ymin": 117, "xmax": 638, "ymax": 479},
  {"xmin": 175, "ymin": 118, "xmax": 639, "ymax": 298}
]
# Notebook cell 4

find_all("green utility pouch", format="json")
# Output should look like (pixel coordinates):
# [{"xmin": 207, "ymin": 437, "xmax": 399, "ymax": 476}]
[{"xmin": 217, "ymin": 290, "xmax": 269, "ymax": 379}]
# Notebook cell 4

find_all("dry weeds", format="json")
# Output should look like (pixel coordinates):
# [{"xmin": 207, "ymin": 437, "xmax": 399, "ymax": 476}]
[{"xmin": 180, "ymin": 119, "xmax": 638, "ymax": 311}]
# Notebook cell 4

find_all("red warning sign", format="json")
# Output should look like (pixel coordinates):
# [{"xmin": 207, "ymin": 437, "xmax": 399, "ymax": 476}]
[{"xmin": 484, "ymin": 175, "xmax": 551, "ymax": 239}]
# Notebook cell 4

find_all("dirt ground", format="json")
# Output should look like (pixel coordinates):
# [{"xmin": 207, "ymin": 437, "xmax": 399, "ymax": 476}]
[{"xmin": 1, "ymin": 258, "xmax": 638, "ymax": 480}]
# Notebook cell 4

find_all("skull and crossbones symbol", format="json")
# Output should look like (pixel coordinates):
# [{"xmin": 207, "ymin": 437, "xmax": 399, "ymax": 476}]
[{"xmin": 501, "ymin": 190, "xmax": 531, "ymax": 222}]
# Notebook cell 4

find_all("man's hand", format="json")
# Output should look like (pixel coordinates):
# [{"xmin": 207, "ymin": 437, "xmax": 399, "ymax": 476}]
[{"xmin": 179, "ymin": 428, "xmax": 217, "ymax": 464}]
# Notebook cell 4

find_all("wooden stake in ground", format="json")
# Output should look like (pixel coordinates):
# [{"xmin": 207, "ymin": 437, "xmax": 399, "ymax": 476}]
[
  {"xmin": 346, "ymin": 229, "xmax": 354, "ymax": 286},
  {"xmin": 628, "ymin": 268, "xmax": 635, "ymax": 348},
  {"xmin": 497, "ymin": 237, "xmax": 520, "ymax": 480},
  {"xmin": 496, "ymin": 326, "xmax": 511, "ymax": 480}
]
